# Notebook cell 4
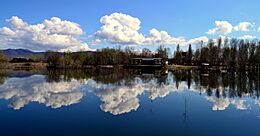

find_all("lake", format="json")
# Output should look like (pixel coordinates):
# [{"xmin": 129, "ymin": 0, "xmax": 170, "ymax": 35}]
[{"xmin": 0, "ymin": 69, "xmax": 259, "ymax": 136}]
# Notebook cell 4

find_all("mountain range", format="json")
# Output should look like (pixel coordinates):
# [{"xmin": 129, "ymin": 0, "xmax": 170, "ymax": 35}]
[
  {"xmin": 0, "ymin": 49, "xmax": 45, "ymax": 58},
  {"xmin": 0, "ymin": 49, "xmax": 95, "ymax": 58}
]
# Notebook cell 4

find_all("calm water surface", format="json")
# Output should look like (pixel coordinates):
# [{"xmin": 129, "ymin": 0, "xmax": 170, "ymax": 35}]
[{"xmin": 0, "ymin": 69, "xmax": 259, "ymax": 136}]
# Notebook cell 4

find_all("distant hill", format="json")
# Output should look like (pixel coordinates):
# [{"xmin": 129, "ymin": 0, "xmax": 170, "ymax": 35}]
[
  {"xmin": 0, "ymin": 49, "xmax": 95, "ymax": 58},
  {"xmin": 1, "ymin": 49, "xmax": 45, "ymax": 58}
]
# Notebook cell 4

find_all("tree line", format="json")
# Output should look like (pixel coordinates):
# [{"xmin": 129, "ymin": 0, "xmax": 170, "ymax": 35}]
[
  {"xmin": 43, "ymin": 38, "xmax": 260, "ymax": 69},
  {"xmin": 172, "ymin": 38, "xmax": 260, "ymax": 70},
  {"xmin": 45, "ymin": 45, "xmax": 170, "ymax": 68},
  {"xmin": 172, "ymin": 69, "xmax": 260, "ymax": 98},
  {"xmin": 1, "ymin": 38, "xmax": 260, "ymax": 69}
]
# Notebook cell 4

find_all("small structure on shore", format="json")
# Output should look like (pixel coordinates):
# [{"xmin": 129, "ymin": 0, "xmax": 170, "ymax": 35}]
[
  {"xmin": 10, "ymin": 57, "xmax": 34, "ymax": 63},
  {"xmin": 201, "ymin": 63, "xmax": 210, "ymax": 70},
  {"xmin": 128, "ymin": 58, "xmax": 163, "ymax": 68}
]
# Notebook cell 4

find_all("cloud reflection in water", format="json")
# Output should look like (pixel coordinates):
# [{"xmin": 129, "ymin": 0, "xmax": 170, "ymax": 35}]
[
  {"xmin": 0, "ymin": 73, "xmax": 259, "ymax": 115},
  {"xmin": 0, "ymin": 75, "xmax": 86, "ymax": 109}
]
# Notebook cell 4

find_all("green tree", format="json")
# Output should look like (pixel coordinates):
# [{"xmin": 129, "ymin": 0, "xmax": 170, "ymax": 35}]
[
  {"xmin": 217, "ymin": 38, "xmax": 222, "ymax": 65},
  {"xmin": 71, "ymin": 52, "xmax": 91, "ymax": 67},
  {"xmin": 63, "ymin": 52, "xmax": 74, "ymax": 67},
  {"xmin": 174, "ymin": 44, "xmax": 183, "ymax": 64},
  {"xmin": 194, "ymin": 48, "xmax": 200, "ymax": 65},
  {"xmin": 248, "ymin": 42, "xmax": 256, "ymax": 67},
  {"xmin": 229, "ymin": 39, "xmax": 238, "ymax": 68},
  {"xmin": 208, "ymin": 40, "xmax": 219, "ymax": 65},
  {"xmin": 94, "ymin": 48, "xmax": 117, "ymax": 65},
  {"xmin": 187, "ymin": 44, "xmax": 193, "ymax": 65},
  {"xmin": 156, "ymin": 45, "xmax": 170, "ymax": 59},
  {"xmin": 200, "ymin": 47, "xmax": 210, "ymax": 63},
  {"xmin": 141, "ymin": 48, "xmax": 152, "ymax": 58},
  {"xmin": 0, "ymin": 51, "xmax": 8, "ymax": 63},
  {"xmin": 255, "ymin": 45, "xmax": 260, "ymax": 67},
  {"xmin": 83, "ymin": 54, "xmax": 94, "ymax": 65},
  {"xmin": 29, "ymin": 55, "xmax": 44, "ymax": 62},
  {"xmin": 223, "ymin": 47, "xmax": 231, "ymax": 66},
  {"xmin": 238, "ymin": 40, "xmax": 249, "ymax": 69},
  {"xmin": 45, "ymin": 51, "xmax": 61, "ymax": 67}
]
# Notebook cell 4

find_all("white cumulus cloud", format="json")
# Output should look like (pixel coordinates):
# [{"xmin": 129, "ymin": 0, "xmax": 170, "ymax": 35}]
[
  {"xmin": 95, "ymin": 13, "xmax": 145, "ymax": 45},
  {"xmin": 91, "ymin": 38, "xmax": 102, "ymax": 46},
  {"xmin": 143, "ymin": 28, "xmax": 186, "ymax": 45},
  {"xmin": 0, "ymin": 16, "xmax": 91, "ymax": 52},
  {"xmin": 239, "ymin": 35, "xmax": 256, "ymax": 39},
  {"xmin": 95, "ymin": 12, "xmax": 206, "ymax": 46},
  {"xmin": 186, "ymin": 36, "xmax": 209, "ymax": 45},
  {"xmin": 234, "ymin": 22, "xmax": 254, "ymax": 31},
  {"xmin": 0, "ymin": 27, "xmax": 16, "ymax": 36},
  {"xmin": 207, "ymin": 21, "xmax": 233, "ymax": 35}
]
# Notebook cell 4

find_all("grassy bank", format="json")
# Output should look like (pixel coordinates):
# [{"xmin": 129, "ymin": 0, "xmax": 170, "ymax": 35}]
[
  {"xmin": 167, "ymin": 65, "xmax": 198, "ymax": 70},
  {"xmin": 0, "ymin": 62, "xmax": 47, "ymax": 70}
]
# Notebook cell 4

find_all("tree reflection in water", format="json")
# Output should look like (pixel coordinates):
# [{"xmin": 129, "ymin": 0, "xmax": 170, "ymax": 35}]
[
  {"xmin": 0, "ymin": 70, "xmax": 7, "ymax": 85},
  {"xmin": 0, "ymin": 68, "xmax": 259, "ymax": 115}
]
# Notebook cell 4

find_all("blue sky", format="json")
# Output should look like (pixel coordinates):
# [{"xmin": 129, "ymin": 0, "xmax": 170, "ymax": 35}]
[{"xmin": 0, "ymin": 0, "xmax": 259, "ymax": 52}]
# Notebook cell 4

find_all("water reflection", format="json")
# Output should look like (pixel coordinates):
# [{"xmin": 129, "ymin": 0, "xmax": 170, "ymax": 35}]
[
  {"xmin": 89, "ymin": 74, "xmax": 179, "ymax": 115},
  {"xmin": 0, "ymin": 69, "xmax": 259, "ymax": 115},
  {"xmin": 206, "ymin": 96, "xmax": 247, "ymax": 110},
  {"xmin": 0, "ymin": 74, "xmax": 86, "ymax": 109}
]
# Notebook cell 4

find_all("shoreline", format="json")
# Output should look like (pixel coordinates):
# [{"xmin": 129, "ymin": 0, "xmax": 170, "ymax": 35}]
[{"xmin": 0, "ymin": 62, "xmax": 259, "ymax": 71}]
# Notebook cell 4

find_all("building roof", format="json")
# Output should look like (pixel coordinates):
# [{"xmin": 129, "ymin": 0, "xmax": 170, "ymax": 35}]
[{"xmin": 129, "ymin": 58, "xmax": 162, "ymax": 61}]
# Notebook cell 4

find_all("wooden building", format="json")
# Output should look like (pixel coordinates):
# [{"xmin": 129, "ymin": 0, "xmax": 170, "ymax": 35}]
[
  {"xmin": 10, "ymin": 57, "xmax": 35, "ymax": 63},
  {"xmin": 128, "ymin": 58, "xmax": 163, "ymax": 68}
]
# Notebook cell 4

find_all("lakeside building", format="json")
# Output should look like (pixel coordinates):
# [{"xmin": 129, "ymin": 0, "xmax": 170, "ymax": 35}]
[
  {"xmin": 10, "ymin": 57, "xmax": 35, "ymax": 63},
  {"xmin": 128, "ymin": 58, "xmax": 163, "ymax": 68}
]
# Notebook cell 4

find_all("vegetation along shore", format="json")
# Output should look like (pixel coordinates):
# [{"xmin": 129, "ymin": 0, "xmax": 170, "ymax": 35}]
[{"xmin": 1, "ymin": 38, "xmax": 260, "ymax": 71}]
